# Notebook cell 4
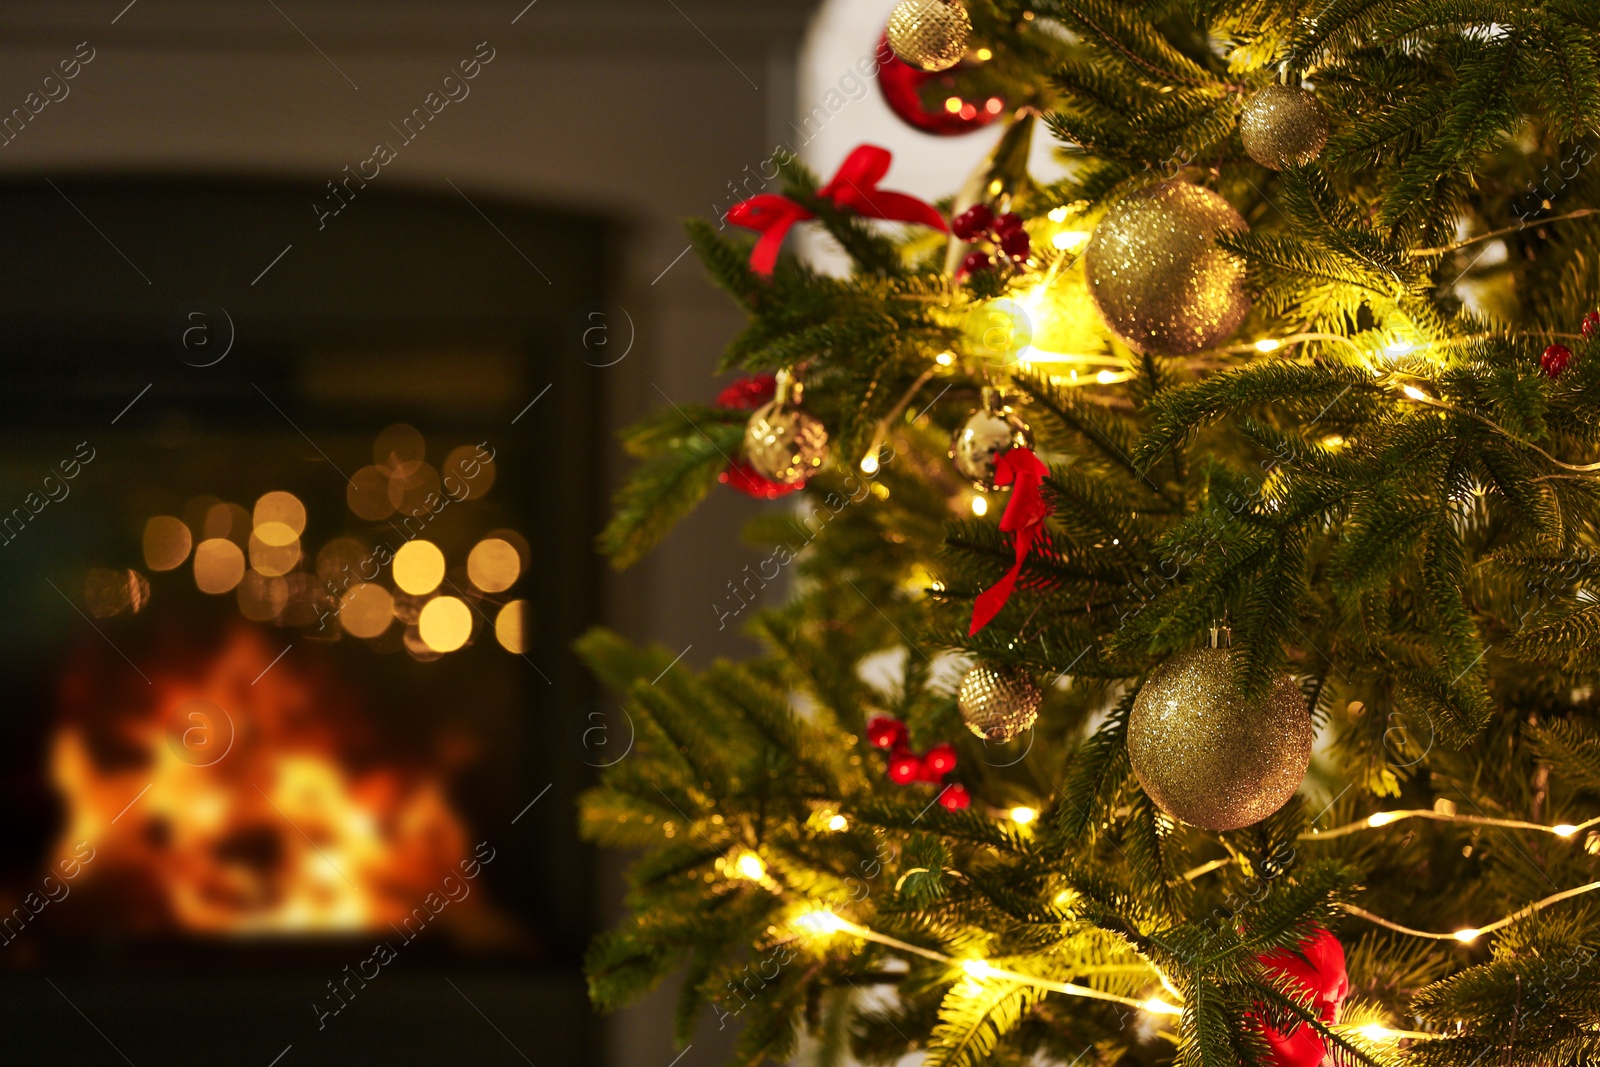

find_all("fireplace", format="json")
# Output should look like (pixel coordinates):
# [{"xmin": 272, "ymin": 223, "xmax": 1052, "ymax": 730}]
[{"xmin": 0, "ymin": 177, "xmax": 609, "ymax": 1062}]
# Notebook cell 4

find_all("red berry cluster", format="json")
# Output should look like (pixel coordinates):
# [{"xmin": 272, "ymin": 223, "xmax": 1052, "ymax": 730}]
[
  {"xmin": 950, "ymin": 204, "xmax": 1031, "ymax": 278},
  {"xmin": 866, "ymin": 716, "xmax": 970, "ymax": 809},
  {"xmin": 1542, "ymin": 310, "xmax": 1600, "ymax": 380}
]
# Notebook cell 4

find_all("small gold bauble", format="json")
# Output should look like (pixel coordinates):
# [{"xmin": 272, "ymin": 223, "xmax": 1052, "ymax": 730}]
[
  {"xmin": 958, "ymin": 663, "xmax": 1041, "ymax": 742},
  {"xmin": 1239, "ymin": 85, "xmax": 1329, "ymax": 170},
  {"xmin": 1084, "ymin": 182, "xmax": 1251, "ymax": 357},
  {"xmin": 1126, "ymin": 648, "xmax": 1312, "ymax": 831},
  {"xmin": 950, "ymin": 387, "xmax": 1032, "ymax": 491},
  {"xmin": 743, "ymin": 372, "xmax": 829, "ymax": 485},
  {"xmin": 886, "ymin": 0, "xmax": 972, "ymax": 73}
]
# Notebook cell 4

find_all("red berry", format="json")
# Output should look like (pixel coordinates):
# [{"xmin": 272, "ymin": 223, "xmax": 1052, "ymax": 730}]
[
  {"xmin": 923, "ymin": 743, "xmax": 958, "ymax": 776},
  {"xmin": 999, "ymin": 227, "xmax": 1031, "ymax": 261},
  {"xmin": 938, "ymin": 783, "xmax": 971, "ymax": 810},
  {"xmin": 1584, "ymin": 311, "xmax": 1600, "ymax": 339},
  {"xmin": 887, "ymin": 749, "xmax": 922, "ymax": 785},
  {"xmin": 993, "ymin": 211, "xmax": 1024, "ymax": 234},
  {"xmin": 958, "ymin": 251, "xmax": 994, "ymax": 278},
  {"xmin": 866, "ymin": 716, "xmax": 908, "ymax": 750},
  {"xmin": 951, "ymin": 204, "xmax": 994, "ymax": 241},
  {"xmin": 1542, "ymin": 343, "xmax": 1573, "ymax": 379}
]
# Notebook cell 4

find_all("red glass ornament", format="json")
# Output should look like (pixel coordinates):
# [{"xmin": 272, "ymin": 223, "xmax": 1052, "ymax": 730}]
[
  {"xmin": 993, "ymin": 212, "xmax": 1024, "ymax": 235},
  {"xmin": 716, "ymin": 372, "xmax": 777, "ymax": 410},
  {"xmin": 1253, "ymin": 929, "xmax": 1349, "ymax": 1067},
  {"xmin": 1542, "ymin": 343, "xmax": 1573, "ymax": 379},
  {"xmin": 1584, "ymin": 311, "xmax": 1600, "ymax": 339},
  {"xmin": 923, "ymin": 743, "xmax": 958, "ymax": 776},
  {"xmin": 866, "ymin": 716, "xmax": 909, "ymax": 750},
  {"xmin": 958, "ymin": 250, "xmax": 994, "ymax": 278},
  {"xmin": 887, "ymin": 749, "xmax": 923, "ymax": 785},
  {"xmin": 998, "ymin": 227, "xmax": 1031, "ymax": 261},
  {"xmin": 938, "ymin": 783, "xmax": 972, "ymax": 810},
  {"xmin": 876, "ymin": 35, "xmax": 1005, "ymax": 137},
  {"xmin": 952, "ymin": 204, "xmax": 995, "ymax": 241}
]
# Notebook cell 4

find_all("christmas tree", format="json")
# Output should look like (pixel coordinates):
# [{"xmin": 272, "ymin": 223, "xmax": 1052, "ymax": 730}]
[{"xmin": 578, "ymin": 2, "xmax": 1600, "ymax": 1065}]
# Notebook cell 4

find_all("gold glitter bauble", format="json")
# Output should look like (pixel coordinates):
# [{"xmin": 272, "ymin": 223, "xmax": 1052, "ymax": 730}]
[
  {"xmin": 958, "ymin": 663, "xmax": 1041, "ymax": 742},
  {"xmin": 1127, "ymin": 648, "xmax": 1312, "ymax": 831},
  {"xmin": 744, "ymin": 375, "xmax": 829, "ymax": 485},
  {"xmin": 886, "ymin": 0, "xmax": 972, "ymax": 73},
  {"xmin": 1085, "ymin": 182, "xmax": 1251, "ymax": 357},
  {"xmin": 1239, "ymin": 85, "xmax": 1330, "ymax": 170},
  {"xmin": 950, "ymin": 387, "xmax": 1032, "ymax": 491}
]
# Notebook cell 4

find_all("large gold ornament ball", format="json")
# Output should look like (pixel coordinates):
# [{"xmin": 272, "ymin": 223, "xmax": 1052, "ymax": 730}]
[
  {"xmin": 958, "ymin": 663, "xmax": 1042, "ymax": 742},
  {"xmin": 744, "ymin": 402, "xmax": 830, "ymax": 486},
  {"xmin": 1239, "ymin": 85, "xmax": 1330, "ymax": 170},
  {"xmin": 950, "ymin": 405, "xmax": 1032, "ymax": 491},
  {"xmin": 1085, "ymin": 182, "xmax": 1251, "ymax": 357},
  {"xmin": 886, "ymin": 0, "xmax": 972, "ymax": 73},
  {"xmin": 1127, "ymin": 648, "xmax": 1312, "ymax": 831}
]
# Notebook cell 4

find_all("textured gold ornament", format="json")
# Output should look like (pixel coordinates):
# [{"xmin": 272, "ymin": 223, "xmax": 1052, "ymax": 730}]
[
  {"xmin": 958, "ymin": 663, "xmax": 1042, "ymax": 742},
  {"xmin": 1126, "ymin": 648, "xmax": 1312, "ymax": 831},
  {"xmin": 744, "ymin": 370, "xmax": 830, "ymax": 485},
  {"xmin": 1239, "ymin": 85, "xmax": 1330, "ymax": 170},
  {"xmin": 886, "ymin": 0, "xmax": 972, "ymax": 73},
  {"xmin": 950, "ymin": 386, "xmax": 1033, "ymax": 490},
  {"xmin": 1084, "ymin": 182, "xmax": 1251, "ymax": 357}
]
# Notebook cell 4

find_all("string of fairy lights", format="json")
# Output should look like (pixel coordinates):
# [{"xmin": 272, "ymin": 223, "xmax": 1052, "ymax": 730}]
[{"xmin": 707, "ymin": 789, "xmax": 1600, "ymax": 1047}]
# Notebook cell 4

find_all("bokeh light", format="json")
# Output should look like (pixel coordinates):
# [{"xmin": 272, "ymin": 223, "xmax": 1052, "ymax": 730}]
[
  {"xmin": 204, "ymin": 502, "xmax": 252, "ymax": 545},
  {"xmin": 143, "ymin": 515, "xmax": 192, "ymax": 572},
  {"xmin": 347, "ymin": 465, "xmax": 396, "ymax": 521},
  {"xmin": 253, "ymin": 491, "xmax": 306, "ymax": 537},
  {"xmin": 248, "ymin": 531, "xmax": 301, "ymax": 577},
  {"xmin": 467, "ymin": 538, "xmax": 520, "ymax": 593},
  {"xmin": 419, "ymin": 596, "xmax": 472, "ymax": 652},
  {"xmin": 237, "ymin": 572, "xmax": 289, "ymax": 621},
  {"xmin": 252, "ymin": 520, "xmax": 298, "ymax": 547},
  {"xmin": 443, "ymin": 444, "xmax": 496, "ymax": 500},
  {"xmin": 392, "ymin": 541, "xmax": 445, "ymax": 595},
  {"xmin": 374, "ymin": 423, "xmax": 426, "ymax": 477},
  {"xmin": 194, "ymin": 538, "xmax": 247, "ymax": 594},
  {"xmin": 85, "ymin": 568, "xmax": 150, "ymax": 617},
  {"xmin": 387, "ymin": 462, "xmax": 441, "ymax": 518},
  {"xmin": 339, "ymin": 583, "xmax": 394, "ymax": 639},
  {"xmin": 316, "ymin": 537, "xmax": 368, "ymax": 585},
  {"xmin": 494, "ymin": 600, "xmax": 528, "ymax": 654}
]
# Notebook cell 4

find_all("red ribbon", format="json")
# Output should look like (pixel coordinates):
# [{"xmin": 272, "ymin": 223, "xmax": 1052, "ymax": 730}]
[
  {"xmin": 726, "ymin": 145, "xmax": 947, "ymax": 275},
  {"xmin": 1253, "ymin": 929, "xmax": 1349, "ymax": 1067},
  {"xmin": 969, "ymin": 447, "xmax": 1052, "ymax": 636}
]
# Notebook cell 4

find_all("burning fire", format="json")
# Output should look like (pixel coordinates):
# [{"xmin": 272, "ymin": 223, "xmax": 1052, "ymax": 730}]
[{"xmin": 50, "ymin": 627, "xmax": 474, "ymax": 935}]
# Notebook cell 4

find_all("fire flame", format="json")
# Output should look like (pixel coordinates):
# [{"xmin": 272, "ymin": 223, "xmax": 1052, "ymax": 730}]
[{"xmin": 50, "ymin": 627, "xmax": 473, "ymax": 935}]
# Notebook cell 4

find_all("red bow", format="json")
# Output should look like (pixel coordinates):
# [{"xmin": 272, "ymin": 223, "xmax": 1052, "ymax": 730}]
[
  {"xmin": 969, "ymin": 447, "xmax": 1052, "ymax": 636},
  {"xmin": 726, "ymin": 145, "xmax": 947, "ymax": 275}
]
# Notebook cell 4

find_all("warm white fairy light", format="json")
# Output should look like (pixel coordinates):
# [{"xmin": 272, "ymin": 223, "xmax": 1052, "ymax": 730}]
[
  {"xmin": 971, "ymin": 496, "xmax": 989, "ymax": 517},
  {"xmin": 860, "ymin": 452, "xmax": 880, "ymax": 475},
  {"xmin": 735, "ymin": 851, "xmax": 767, "ymax": 882},
  {"xmin": 1554, "ymin": 823, "xmax": 1578, "ymax": 837},
  {"xmin": 1453, "ymin": 928, "xmax": 1482, "ymax": 943},
  {"xmin": 1142, "ymin": 997, "xmax": 1181, "ymax": 1016},
  {"xmin": 963, "ymin": 959, "xmax": 1000, "ymax": 978},
  {"xmin": 1254, "ymin": 338, "xmax": 1282, "ymax": 352},
  {"xmin": 1009, "ymin": 807, "xmax": 1038, "ymax": 826},
  {"xmin": 1402, "ymin": 385, "xmax": 1430, "ymax": 401},
  {"xmin": 827, "ymin": 814, "xmax": 849, "ymax": 832},
  {"xmin": 935, "ymin": 351, "xmax": 955, "ymax": 366}
]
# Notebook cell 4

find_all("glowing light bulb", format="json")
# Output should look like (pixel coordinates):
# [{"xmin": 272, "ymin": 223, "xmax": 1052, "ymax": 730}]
[
  {"xmin": 1096, "ymin": 370, "xmax": 1118, "ymax": 384},
  {"xmin": 1402, "ymin": 385, "xmax": 1430, "ymax": 402},
  {"xmin": 935, "ymin": 351, "xmax": 955, "ymax": 367},
  {"xmin": 735, "ymin": 852, "xmax": 767, "ymax": 882},
  {"xmin": 1052, "ymin": 890, "xmax": 1075, "ymax": 908},
  {"xmin": 962, "ymin": 959, "xmax": 999, "ymax": 979},
  {"xmin": 860, "ymin": 453, "xmax": 880, "ymax": 475},
  {"xmin": 1358, "ymin": 1024, "xmax": 1396, "ymax": 1041},
  {"xmin": 945, "ymin": 96, "xmax": 963, "ymax": 114},
  {"xmin": 1553, "ymin": 824, "xmax": 1578, "ymax": 837},
  {"xmin": 1367, "ymin": 812, "xmax": 1402, "ymax": 827},
  {"xmin": 1321, "ymin": 434, "xmax": 1345, "ymax": 449},
  {"xmin": 971, "ymin": 496, "xmax": 989, "ymax": 517},
  {"xmin": 827, "ymin": 814, "xmax": 849, "ymax": 832},
  {"xmin": 1386, "ymin": 341, "xmax": 1418, "ymax": 357},
  {"xmin": 1047, "ymin": 206, "xmax": 1069, "ymax": 223},
  {"xmin": 793, "ymin": 909, "xmax": 847, "ymax": 936},
  {"xmin": 1453, "ymin": 928, "xmax": 1482, "ymax": 943},
  {"xmin": 1142, "ymin": 997, "xmax": 1182, "ymax": 1016},
  {"xmin": 975, "ymin": 47, "xmax": 993, "ymax": 60},
  {"xmin": 1009, "ymin": 807, "xmax": 1038, "ymax": 826},
  {"xmin": 1254, "ymin": 338, "xmax": 1282, "ymax": 353}
]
